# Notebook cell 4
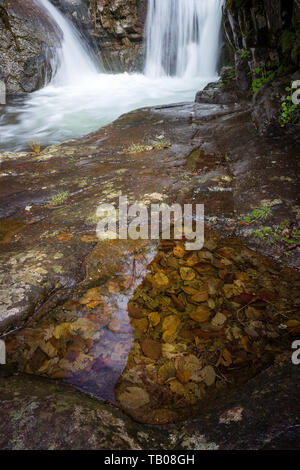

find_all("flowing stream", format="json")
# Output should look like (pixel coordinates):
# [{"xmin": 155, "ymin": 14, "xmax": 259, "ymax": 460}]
[{"xmin": 0, "ymin": 0, "xmax": 223, "ymax": 151}]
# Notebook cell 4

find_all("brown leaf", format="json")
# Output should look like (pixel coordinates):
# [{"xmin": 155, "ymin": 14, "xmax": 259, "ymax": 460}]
[
  {"xmin": 170, "ymin": 379, "xmax": 186, "ymax": 395},
  {"xmin": 217, "ymin": 247, "xmax": 232, "ymax": 259},
  {"xmin": 128, "ymin": 304, "xmax": 146, "ymax": 319},
  {"xmin": 171, "ymin": 294, "xmax": 185, "ymax": 311},
  {"xmin": 241, "ymin": 335, "xmax": 251, "ymax": 352},
  {"xmin": 186, "ymin": 254, "xmax": 200, "ymax": 267},
  {"xmin": 190, "ymin": 287, "xmax": 209, "ymax": 303},
  {"xmin": 176, "ymin": 362, "xmax": 191, "ymax": 384},
  {"xmin": 141, "ymin": 338, "xmax": 162, "ymax": 361},
  {"xmin": 259, "ymin": 290, "xmax": 278, "ymax": 302},
  {"xmin": 118, "ymin": 387, "xmax": 150, "ymax": 409},
  {"xmin": 79, "ymin": 287, "xmax": 103, "ymax": 305},
  {"xmin": 189, "ymin": 306, "xmax": 211, "ymax": 323},
  {"xmin": 158, "ymin": 361, "xmax": 176, "ymax": 383},
  {"xmin": 131, "ymin": 317, "xmax": 149, "ymax": 333},
  {"xmin": 180, "ymin": 267, "xmax": 196, "ymax": 281},
  {"xmin": 181, "ymin": 329, "xmax": 224, "ymax": 342},
  {"xmin": 173, "ymin": 245, "xmax": 186, "ymax": 258},
  {"xmin": 219, "ymin": 348, "xmax": 232, "ymax": 367},
  {"xmin": 233, "ymin": 293, "xmax": 254, "ymax": 305}
]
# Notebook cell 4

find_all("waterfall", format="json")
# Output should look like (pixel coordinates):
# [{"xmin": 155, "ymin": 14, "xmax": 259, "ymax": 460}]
[
  {"xmin": 38, "ymin": 0, "xmax": 99, "ymax": 85},
  {"xmin": 1, "ymin": 0, "xmax": 224, "ymax": 151},
  {"xmin": 145, "ymin": 0, "xmax": 223, "ymax": 78}
]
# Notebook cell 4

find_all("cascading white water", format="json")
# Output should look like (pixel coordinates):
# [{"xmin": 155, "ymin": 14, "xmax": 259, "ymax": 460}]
[
  {"xmin": 0, "ymin": 0, "xmax": 224, "ymax": 151},
  {"xmin": 145, "ymin": 0, "xmax": 223, "ymax": 78},
  {"xmin": 39, "ymin": 0, "xmax": 99, "ymax": 84}
]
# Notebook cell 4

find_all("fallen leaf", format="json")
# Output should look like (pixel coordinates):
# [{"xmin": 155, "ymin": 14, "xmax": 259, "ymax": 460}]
[
  {"xmin": 158, "ymin": 361, "xmax": 176, "ymax": 383},
  {"xmin": 53, "ymin": 322, "xmax": 73, "ymax": 339},
  {"xmin": 173, "ymin": 245, "xmax": 185, "ymax": 258},
  {"xmin": 211, "ymin": 312, "xmax": 227, "ymax": 328},
  {"xmin": 169, "ymin": 380, "xmax": 186, "ymax": 395},
  {"xmin": 118, "ymin": 387, "xmax": 150, "ymax": 409},
  {"xmin": 131, "ymin": 317, "xmax": 149, "ymax": 333},
  {"xmin": 175, "ymin": 356, "xmax": 192, "ymax": 384},
  {"xmin": 259, "ymin": 290, "xmax": 278, "ymax": 302},
  {"xmin": 148, "ymin": 311, "xmax": 160, "ymax": 327},
  {"xmin": 219, "ymin": 348, "xmax": 232, "ymax": 367},
  {"xmin": 79, "ymin": 287, "xmax": 103, "ymax": 305},
  {"xmin": 152, "ymin": 272, "xmax": 169, "ymax": 288},
  {"xmin": 241, "ymin": 335, "xmax": 251, "ymax": 352},
  {"xmin": 171, "ymin": 294, "xmax": 185, "ymax": 311},
  {"xmin": 190, "ymin": 287, "xmax": 209, "ymax": 303},
  {"xmin": 189, "ymin": 306, "xmax": 211, "ymax": 323},
  {"xmin": 86, "ymin": 300, "xmax": 102, "ymax": 309},
  {"xmin": 141, "ymin": 338, "xmax": 162, "ymax": 361},
  {"xmin": 128, "ymin": 304, "xmax": 146, "ymax": 319},
  {"xmin": 200, "ymin": 365, "xmax": 216, "ymax": 386},
  {"xmin": 233, "ymin": 293, "xmax": 254, "ymax": 305},
  {"xmin": 180, "ymin": 267, "xmax": 196, "ymax": 281},
  {"xmin": 286, "ymin": 319, "xmax": 300, "ymax": 328},
  {"xmin": 162, "ymin": 315, "xmax": 181, "ymax": 334}
]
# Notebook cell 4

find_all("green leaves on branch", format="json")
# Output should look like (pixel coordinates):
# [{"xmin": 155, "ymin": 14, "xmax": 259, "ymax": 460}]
[{"xmin": 279, "ymin": 86, "xmax": 300, "ymax": 127}]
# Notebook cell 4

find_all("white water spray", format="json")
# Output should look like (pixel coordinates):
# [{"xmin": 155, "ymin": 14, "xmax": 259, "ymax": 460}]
[
  {"xmin": 145, "ymin": 0, "xmax": 223, "ymax": 78},
  {"xmin": 0, "ymin": 0, "xmax": 224, "ymax": 151},
  {"xmin": 38, "ymin": 0, "xmax": 99, "ymax": 84}
]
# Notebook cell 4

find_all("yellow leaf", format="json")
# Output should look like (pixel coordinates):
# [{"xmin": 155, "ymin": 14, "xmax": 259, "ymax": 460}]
[
  {"xmin": 162, "ymin": 315, "xmax": 181, "ymax": 334},
  {"xmin": 219, "ymin": 348, "xmax": 232, "ymax": 367},
  {"xmin": 53, "ymin": 322, "xmax": 74, "ymax": 339},
  {"xmin": 173, "ymin": 245, "xmax": 185, "ymax": 258},
  {"xmin": 152, "ymin": 272, "xmax": 169, "ymax": 288},
  {"xmin": 148, "ymin": 311, "xmax": 160, "ymax": 327},
  {"xmin": 189, "ymin": 306, "xmax": 211, "ymax": 323}
]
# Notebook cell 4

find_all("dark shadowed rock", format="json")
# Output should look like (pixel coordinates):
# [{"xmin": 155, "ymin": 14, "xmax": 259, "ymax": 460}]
[{"xmin": 0, "ymin": 0, "xmax": 62, "ymax": 94}]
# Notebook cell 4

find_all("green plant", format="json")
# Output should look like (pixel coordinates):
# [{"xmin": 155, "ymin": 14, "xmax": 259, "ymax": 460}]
[
  {"xmin": 251, "ymin": 63, "xmax": 284, "ymax": 93},
  {"xmin": 239, "ymin": 205, "xmax": 272, "ymax": 224},
  {"xmin": 50, "ymin": 190, "xmax": 69, "ymax": 206},
  {"xmin": 240, "ymin": 49, "xmax": 251, "ymax": 60},
  {"xmin": 222, "ymin": 68, "xmax": 236, "ymax": 86},
  {"xmin": 250, "ymin": 222, "xmax": 300, "ymax": 258},
  {"xmin": 279, "ymin": 86, "xmax": 300, "ymax": 127}
]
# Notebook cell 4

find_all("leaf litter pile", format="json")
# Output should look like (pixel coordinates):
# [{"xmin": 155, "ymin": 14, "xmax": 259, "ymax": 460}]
[{"xmin": 5, "ymin": 232, "xmax": 300, "ymax": 425}]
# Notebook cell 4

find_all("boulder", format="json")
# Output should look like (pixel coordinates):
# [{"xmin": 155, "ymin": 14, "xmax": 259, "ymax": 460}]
[{"xmin": 0, "ymin": 0, "xmax": 62, "ymax": 95}]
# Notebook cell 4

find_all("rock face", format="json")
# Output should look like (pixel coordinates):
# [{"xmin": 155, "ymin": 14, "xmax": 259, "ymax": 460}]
[
  {"xmin": 52, "ymin": 0, "xmax": 147, "ymax": 72},
  {"xmin": 222, "ymin": 0, "xmax": 300, "ymax": 134},
  {"xmin": 197, "ymin": 1, "xmax": 300, "ymax": 135},
  {"xmin": 223, "ymin": 0, "xmax": 300, "ymax": 86},
  {"xmin": 89, "ymin": 0, "xmax": 147, "ymax": 71},
  {"xmin": 0, "ymin": 0, "xmax": 62, "ymax": 95}
]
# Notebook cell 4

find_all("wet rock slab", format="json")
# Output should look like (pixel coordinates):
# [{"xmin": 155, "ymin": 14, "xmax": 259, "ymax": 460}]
[
  {"xmin": 0, "ymin": 100, "xmax": 299, "ymax": 448},
  {"xmin": 0, "ymin": 362, "xmax": 299, "ymax": 450}
]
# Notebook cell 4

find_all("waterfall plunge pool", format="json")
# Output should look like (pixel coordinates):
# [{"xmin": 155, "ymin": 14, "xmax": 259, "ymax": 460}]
[
  {"xmin": 0, "ymin": 72, "xmax": 215, "ymax": 152},
  {"xmin": 0, "ymin": 0, "xmax": 223, "ymax": 152}
]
